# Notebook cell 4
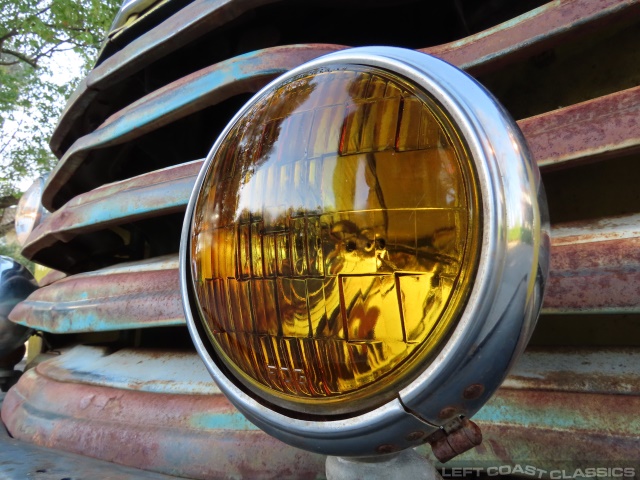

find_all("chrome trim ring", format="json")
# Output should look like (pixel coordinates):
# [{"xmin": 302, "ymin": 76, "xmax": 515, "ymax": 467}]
[{"xmin": 180, "ymin": 46, "xmax": 549, "ymax": 456}]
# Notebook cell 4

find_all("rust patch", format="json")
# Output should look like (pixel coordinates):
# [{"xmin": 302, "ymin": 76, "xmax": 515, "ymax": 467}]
[
  {"xmin": 1, "ymin": 366, "xmax": 325, "ymax": 479},
  {"xmin": 429, "ymin": 419, "xmax": 482, "ymax": 463},
  {"xmin": 519, "ymin": 85, "xmax": 640, "ymax": 170},
  {"xmin": 9, "ymin": 256, "xmax": 184, "ymax": 333},
  {"xmin": 463, "ymin": 384, "xmax": 485, "ymax": 400},
  {"xmin": 424, "ymin": 0, "xmax": 640, "ymax": 75},
  {"xmin": 543, "ymin": 236, "xmax": 640, "ymax": 313}
]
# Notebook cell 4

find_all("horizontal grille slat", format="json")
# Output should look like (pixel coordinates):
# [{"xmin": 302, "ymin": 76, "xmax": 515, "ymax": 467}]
[
  {"xmin": 501, "ymin": 347, "xmax": 640, "ymax": 395},
  {"xmin": 459, "ymin": 389, "xmax": 640, "ymax": 468},
  {"xmin": 43, "ymin": 44, "xmax": 342, "ymax": 211},
  {"xmin": 423, "ymin": 0, "xmax": 639, "ymax": 75},
  {"xmin": 14, "ymin": 214, "xmax": 640, "ymax": 334},
  {"xmin": 519, "ymin": 85, "xmax": 640, "ymax": 170},
  {"xmin": 10, "ymin": 256, "xmax": 183, "ymax": 333},
  {"xmin": 3, "ymin": 353, "xmax": 326, "ymax": 479},
  {"xmin": 544, "ymin": 213, "xmax": 640, "ymax": 314},
  {"xmin": 6, "ymin": 345, "xmax": 638, "ymax": 475},
  {"xmin": 50, "ymin": 0, "xmax": 636, "ymax": 169},
  {"xmin": 25, "ymin": 161, "xmax": 203, "ymax": 268}
]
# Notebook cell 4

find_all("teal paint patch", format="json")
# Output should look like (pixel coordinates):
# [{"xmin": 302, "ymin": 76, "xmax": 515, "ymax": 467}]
[
  {"xmin": 190, "ymin": 411, "xmax": 259, "ymax": 431},
  {"xmin": 475, "ymin": 397, "xmax": 640, "ymax": 434}
]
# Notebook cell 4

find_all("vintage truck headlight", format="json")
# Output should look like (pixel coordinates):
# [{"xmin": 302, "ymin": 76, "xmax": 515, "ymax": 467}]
[{"xmin": 180, "ymin": 47, "xmax": 549, "ymax": 456}]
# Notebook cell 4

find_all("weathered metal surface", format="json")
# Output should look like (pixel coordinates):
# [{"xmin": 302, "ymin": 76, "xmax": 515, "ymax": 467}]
[
  {"xmin": 436, "ymin": 389, "xmax": 640, "ymax": 471},
  {"xmin": 9, "ymin": 255, "xmax": 184, "ymax": 333},
  {"xmin": 50, "ymin": 1, "xmax": 639, "ymax": 175},
  {"xmin": 543, "ymin": 214, "xmax": 640, "ymax": 314},
  {"xmin": 43, "ymin": 44, "xmax": 343, "ymax": 210},
  {"xmin": 24, "ymin": 160, "xmax": 202, "ymax": 261},
  {"xmin": 502, "ymin": 347, "xmax": 640, "ymax": 395},
  {"xmin": 418, "ymin": 347, "xmax": 640, "ymax": 470},
  {"xmin": 550, "ymin": 212, "xmax": 640, "ymax": 245},
  {"xmin": 0, "ymin": 393, "xmax": 180, "ymax": 480},
  {"xmin": 1, "ymin": 348, "xmax": 326, "ymax": 479},
  {"xmin": 37, "ymin": 345, "xmax": 221, "ymax": 395},
  {"xmin": 518, "ymin": 85, "xmax": 640, "ymax": 170},
  {"xmin": 423, "ymin": 0, "xmax": 640, "ymax": 75},
  {"xmin": 13, "ymin": 214, "xmax": 639, "ymax": 334},
  {"xmin": 50, "ymin": 0, "xmax": 278, "ymax": 156},
  {"xmin": 4, "ymin": 346, "xmax": 640, "ymax": 475}
]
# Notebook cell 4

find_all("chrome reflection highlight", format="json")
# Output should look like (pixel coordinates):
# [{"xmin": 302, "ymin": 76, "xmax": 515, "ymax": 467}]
[{"xmin": 15, "ymin": 177, "xmax": 46, "ymax": 246}]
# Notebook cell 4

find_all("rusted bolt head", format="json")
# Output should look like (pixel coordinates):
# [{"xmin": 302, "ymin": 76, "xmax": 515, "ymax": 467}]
[
  {"xmin": 376, "ymin": 444, "xmax": 399, "ymax": 454},
  {"xmin": 463, "ymin": 384, "xmax": 485, "ymax": 400},
  {"xmin": 406, "ymin": 431, "xmax": 425, "ymax": 441},
  {"xmin": 438, "ymin": 406, "xmax": 457, "ymax": 419}
]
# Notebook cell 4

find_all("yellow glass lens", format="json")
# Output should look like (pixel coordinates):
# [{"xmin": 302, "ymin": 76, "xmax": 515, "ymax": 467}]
[{"xmin": 191, "ymin": 65, "xmax": 480, "ymax": 412}]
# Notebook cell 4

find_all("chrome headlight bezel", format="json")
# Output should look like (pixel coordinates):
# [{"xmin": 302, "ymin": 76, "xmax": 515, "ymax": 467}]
[
  {"xmin": 15, "ymin": 177, "xmax": 47, "ymax": 247},
  {"xmin": 180, "ymin": 46, "xmax": 549, "ymax": 456}
]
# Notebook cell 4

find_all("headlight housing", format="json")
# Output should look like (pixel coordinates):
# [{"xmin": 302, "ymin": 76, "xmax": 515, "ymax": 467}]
[{"xmin": 180, "ymin": 47, "xmax": 549, "ymax": 456}]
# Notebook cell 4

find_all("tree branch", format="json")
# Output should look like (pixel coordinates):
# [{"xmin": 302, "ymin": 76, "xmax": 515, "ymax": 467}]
[
  {"xmin": 0, "ymin": 30, "xmax": 18, "ymax": 44},
  {"xmin": 0, "ymin": 119, "xmax": 23, "ymax": 157},
  {"xmin": 0, "ymin": 48, "xmax": 39, "ymax": 68},
  {"xmin": 0, "ymin": 195, "xmax": 19, "ymax": 209},
  {"xmin": 38, "ymin": 39, "xmax": 70, "ymax": 59}
]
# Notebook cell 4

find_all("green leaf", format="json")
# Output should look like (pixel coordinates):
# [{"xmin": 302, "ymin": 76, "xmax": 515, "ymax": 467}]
[{"xmin": 0, "ymin": 0, "xmax": 119, "ymax": 196}]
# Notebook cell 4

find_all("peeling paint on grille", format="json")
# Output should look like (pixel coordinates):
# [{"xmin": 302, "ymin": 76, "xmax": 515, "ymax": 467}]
[
  {"xmin": 423, "ymin": 0, "xmax": 640, "ymax": 75},
  {"xmin": 1, "ymin": 363, "xmax": 325, "ymax": 479},
  {"xmin": 43, "ymin": 44, "xmax": 345, "ymax": 210},
  {"xmin": 9, "ymin": 255, "xmax": 183, "ymax": 333},
  {"xmin": 24, "ymin": 160, "xmax": 203, "ymax": 264},
  {"xmin": 519, "ymin": 85, "xmax": 640, "ymax": 170},
  {"xmin": 543, "ymin": 215, "xmax": 640, "ymax": 314}
]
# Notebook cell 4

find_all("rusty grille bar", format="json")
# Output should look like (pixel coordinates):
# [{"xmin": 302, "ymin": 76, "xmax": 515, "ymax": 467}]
[
  {"xmin": 10, "ymin": 256, "xmax": 183, "ymax": 333},
  {"xmin": 26, "ymin": 83, "xmax": 640, "ymax": 270},
  {"xmin": 24, "ymin": 160, "xmax": 203, "ymax": 264},
  {"xmin": 4, "ymin": 346, "xmax": 639, "ymax": 476},
  {"xmin": 11, "ymin": 215, "xmax": 640, "ymax": 333},
  {"xmin": 43, "ymin": 44, "xmax": 343, "ymax": 210},
  {"xmin": 1, "ymin": 347, "xmax": 325, "ymax": 479},
  {"xmin": 519, "ymin": 85, "xmax": 640, "ymax": 170}
]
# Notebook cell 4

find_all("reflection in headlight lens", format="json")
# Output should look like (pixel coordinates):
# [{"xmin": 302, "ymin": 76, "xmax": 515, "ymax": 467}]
[{"xmin": 190, "ymin": 65, "xmax": 481, "ymax": 412}]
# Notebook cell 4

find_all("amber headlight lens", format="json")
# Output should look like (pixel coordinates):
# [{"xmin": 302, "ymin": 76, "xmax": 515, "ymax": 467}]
[{"xmin": 190, "ymin": 64, "xmax": 480, "ymax": 413}]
